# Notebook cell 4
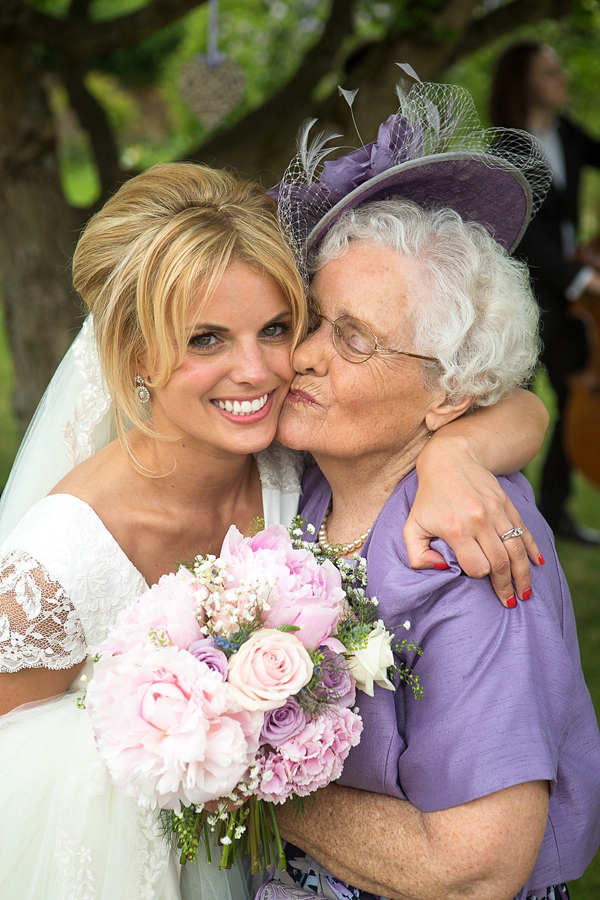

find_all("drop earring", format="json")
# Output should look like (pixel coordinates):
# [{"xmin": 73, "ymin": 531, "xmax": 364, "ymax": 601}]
[{"xmin": 134, "ymin": 375, "xmax": 150, "ymax": 404}]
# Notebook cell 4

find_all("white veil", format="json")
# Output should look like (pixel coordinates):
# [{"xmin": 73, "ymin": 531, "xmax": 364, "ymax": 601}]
[{"xmin": 0, "ymin": 316, "xmax": 116, "ymax": 544}]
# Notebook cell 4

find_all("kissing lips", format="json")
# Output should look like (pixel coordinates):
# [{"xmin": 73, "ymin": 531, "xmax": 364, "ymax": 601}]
[{"xmin": 286, "ymin": 387, "xmax": 319, "ymax": 406}]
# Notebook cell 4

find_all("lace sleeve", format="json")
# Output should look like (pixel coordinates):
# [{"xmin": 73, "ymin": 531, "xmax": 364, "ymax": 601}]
[{"xmin": 0, "ymin": 550, "xmax": 87, "ymax": 673}]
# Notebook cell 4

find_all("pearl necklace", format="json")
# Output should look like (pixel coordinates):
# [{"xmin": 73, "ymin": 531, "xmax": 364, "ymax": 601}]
[{"xmin": 317, "ymin": 504, "xmax": 372, "ymax": 556}]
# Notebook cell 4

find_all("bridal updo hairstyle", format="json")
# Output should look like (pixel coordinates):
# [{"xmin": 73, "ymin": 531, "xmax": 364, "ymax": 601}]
[
  {"xmin": 72, "ymin": 162, "xmax": 306, "ymax": 451},
  {"xmin": 310, "ymin": 199, "xmax": 540, "ymax": 408}
]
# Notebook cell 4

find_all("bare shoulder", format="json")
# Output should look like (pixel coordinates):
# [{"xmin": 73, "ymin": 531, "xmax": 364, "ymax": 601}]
[
  {"xmin": 46, "ymin": 440, "xmax": 159, "ymax": 580},
  {"xmin": 49, "ymin": 440, "xmax": 130, "ymax": 508}
]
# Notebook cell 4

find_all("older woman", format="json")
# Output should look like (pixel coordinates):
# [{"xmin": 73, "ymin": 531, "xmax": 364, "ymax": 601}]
[{"xmin": 267, "ymin": 80, "xmax": 600, "ymax": 900}]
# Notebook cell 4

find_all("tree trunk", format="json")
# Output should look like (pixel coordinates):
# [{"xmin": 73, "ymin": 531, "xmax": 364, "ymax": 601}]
[{"xmin": 0, "ymin": 41, "xmax": 84, "ymax": 433}]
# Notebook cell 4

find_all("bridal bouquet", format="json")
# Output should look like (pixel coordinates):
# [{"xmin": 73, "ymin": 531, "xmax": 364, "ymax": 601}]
[{"xmin": 86, "ymin": 519, "xmax": 420, "ymax": 872}]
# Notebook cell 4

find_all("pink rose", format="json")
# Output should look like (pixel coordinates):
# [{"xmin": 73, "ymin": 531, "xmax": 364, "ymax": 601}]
[
  {"xmin": 87, "ymin": 643, "xmax": 263, "ymax": 811},
  {"xmin": 226, "ymin": 628, "xmax": 314, "ymax": 711}
]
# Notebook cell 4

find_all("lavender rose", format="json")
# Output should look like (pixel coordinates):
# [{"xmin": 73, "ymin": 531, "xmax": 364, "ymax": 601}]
[
  {"xmin": 260, "ymin": 697, "xmax": 307, "ymax": 747},
  {"xmin": 315, "ymin": 647, "xmax": 356, "ymax": 708},
  {"xmin": 188, "ymin": 637, "xmax": 228, "ymax": 680}
]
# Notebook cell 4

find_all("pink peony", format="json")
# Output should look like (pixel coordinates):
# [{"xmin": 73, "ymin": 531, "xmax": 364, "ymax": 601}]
[
  {"xmin": 217, "ymin": 525, "xmax": 346, "ymax": 649},
  {"xmin": 226, "ymin": 628, "xmax": 314, "ymax": 712},
  {"xmin": 87, "ymin": 643, "xmax": 263, "ymax": 811},
  {"xmin": 256, "ymin": 706, "xmax": 363, "ymax": 803},
  {"xmin": 94, "ymin": 569, "xmax": 204, "ymax": 657}
]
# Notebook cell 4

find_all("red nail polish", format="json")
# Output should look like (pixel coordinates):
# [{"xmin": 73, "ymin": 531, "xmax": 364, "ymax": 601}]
[
  {"xmin": 433, "ymin": 562, "xmax": 450, "ymax": 570},
  {"xmin": 507, "ymin": 595, "xmax": 517, "ymax": 608},
  {"xmin": 538, "ymin": 553, "xmax": 545, "ymax": 565},
  {"xmin": 523, "ymin": 588, "xmax": 531, "ymax": 601}
]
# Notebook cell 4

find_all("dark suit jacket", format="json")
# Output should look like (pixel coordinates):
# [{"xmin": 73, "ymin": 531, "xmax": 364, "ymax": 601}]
[{"xmin": 517, "ymin": 116, "xmax": 600, "ymax": 372}]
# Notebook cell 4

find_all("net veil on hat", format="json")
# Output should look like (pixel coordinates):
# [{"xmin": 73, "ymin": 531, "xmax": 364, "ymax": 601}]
[{"xmin": 268, "ymin": 65, "xmax": 552, "ymax": 278}]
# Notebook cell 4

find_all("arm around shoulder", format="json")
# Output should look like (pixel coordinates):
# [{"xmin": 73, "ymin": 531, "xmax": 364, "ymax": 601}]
[{"xmin": 406, "ymin": 389, "xmax": 547, "ymax": 603}]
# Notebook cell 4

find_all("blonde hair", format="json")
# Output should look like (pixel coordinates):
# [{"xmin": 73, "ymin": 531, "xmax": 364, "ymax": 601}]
[{"xmin": 72, "ymin": 162, "xmax": 306, "ymax": 464}]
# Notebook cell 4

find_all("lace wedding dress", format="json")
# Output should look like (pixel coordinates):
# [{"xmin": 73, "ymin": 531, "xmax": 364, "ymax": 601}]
[
  {"xmin": 0, "ymin": 448, "xmax": 302, "ymax": 900},
  {"xmin": 0, "ymin": 436, "xmax": 303, "ymax": 898}
]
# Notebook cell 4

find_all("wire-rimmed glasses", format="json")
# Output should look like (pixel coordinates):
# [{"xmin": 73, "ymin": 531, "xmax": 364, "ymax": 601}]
[{"xmin": 308, "ymin": 312, "xmax": 439, "ymax": 364}]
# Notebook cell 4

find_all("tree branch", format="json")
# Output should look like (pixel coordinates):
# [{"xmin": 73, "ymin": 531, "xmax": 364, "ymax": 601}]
[
  {"xmin": 3, "ymin": 0, "xmax": 208, "ymax": 60},
  {"xmin": 447, "ymin": 0, "xmax": 579, "ymax": 64},
  {"xmin": 60, "ymin": 68, "xmax": 126, "ymax": 200}
]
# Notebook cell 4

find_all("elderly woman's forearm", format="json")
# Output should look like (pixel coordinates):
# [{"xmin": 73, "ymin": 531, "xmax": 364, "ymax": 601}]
[
  {"xmin": 431, "ymin": 388, "xmax": 549, "ymax": 475},
  {"xmin": 275, "ymin": 781, "xmax": 548, "ymax": 900}
]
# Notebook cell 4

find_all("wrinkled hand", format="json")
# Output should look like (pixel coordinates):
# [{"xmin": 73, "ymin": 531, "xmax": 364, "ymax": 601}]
[{"xmin": 406, "ymin": 437, "xmax": 543, "ymax": 608}]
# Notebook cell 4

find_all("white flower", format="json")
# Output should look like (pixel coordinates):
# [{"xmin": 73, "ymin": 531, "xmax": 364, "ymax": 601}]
[{"xmin": 347, "ymin": 619, "xmax": 395, "ymax": 696}]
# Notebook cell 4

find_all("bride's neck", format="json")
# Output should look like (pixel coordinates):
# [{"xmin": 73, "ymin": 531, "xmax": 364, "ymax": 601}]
[{"xmin": 128, "ymin": 431, "xmax": 259, "ymax": 510}]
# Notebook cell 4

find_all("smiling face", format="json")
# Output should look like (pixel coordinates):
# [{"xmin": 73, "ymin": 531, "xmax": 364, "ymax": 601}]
[
  {"xmin": 277, "ymin": 241, "xmax": 445, "ymax": 468},
  {"xmin": 141, "ymin": 260, "xmax": 295, "ymax": 459}
]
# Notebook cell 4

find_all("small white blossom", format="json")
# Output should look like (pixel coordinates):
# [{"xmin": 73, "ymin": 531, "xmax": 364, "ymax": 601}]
[{"xmin": 402, "ymin": 620, "xmax": 411, "ymax": 630}]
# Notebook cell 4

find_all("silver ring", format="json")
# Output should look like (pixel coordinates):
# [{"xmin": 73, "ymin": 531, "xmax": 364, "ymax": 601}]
[{"xmin": 500, "ymin": 526, "xmax": 524, "ymax": 542}]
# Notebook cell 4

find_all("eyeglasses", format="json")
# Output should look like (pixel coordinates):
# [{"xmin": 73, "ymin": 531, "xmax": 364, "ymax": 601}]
[{"xmin": 308, "ymin": 312, "xmax": 439, "ymax": 365}]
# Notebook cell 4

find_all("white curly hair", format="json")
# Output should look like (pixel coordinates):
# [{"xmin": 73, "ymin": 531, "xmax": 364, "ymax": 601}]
[{"xmin": 308, "ymin": 198, "xmax": 540, "ymax": 408}]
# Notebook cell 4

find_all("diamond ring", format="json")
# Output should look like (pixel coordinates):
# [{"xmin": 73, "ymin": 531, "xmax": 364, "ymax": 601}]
[{"xmin": 500, "ymin": 526, "xmax": 524, "ymax": 542}]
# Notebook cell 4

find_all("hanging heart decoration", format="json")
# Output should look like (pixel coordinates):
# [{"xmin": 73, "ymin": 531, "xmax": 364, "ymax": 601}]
[
  {"xmin": 179, "ymin": 0, "xmax": 246, "ymax": 130},
  {"xmin": 179, "ymin": 56, "xmax": 246, "ymax": 129}
]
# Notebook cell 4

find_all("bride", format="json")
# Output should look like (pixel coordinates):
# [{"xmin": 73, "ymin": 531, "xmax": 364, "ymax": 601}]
[{"xmin": 0, "ymin": 161, "xmax": 547, "ymax": 899}]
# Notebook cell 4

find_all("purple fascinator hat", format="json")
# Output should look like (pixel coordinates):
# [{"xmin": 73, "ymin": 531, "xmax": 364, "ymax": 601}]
[{"xmin": 268, "ymin": 64, "xmax": 552, "ymax": 278}]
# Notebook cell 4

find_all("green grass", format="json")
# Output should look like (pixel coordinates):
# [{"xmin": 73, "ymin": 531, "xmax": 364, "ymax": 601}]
[{"xmin": 0, "ymin": 343, "xmax": 597, "ymax": 893}]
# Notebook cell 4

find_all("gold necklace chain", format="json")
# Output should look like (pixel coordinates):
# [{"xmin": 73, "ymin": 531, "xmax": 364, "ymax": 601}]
[{"xmin": 317, "ymin": 504, "xmax": 372, "ymax": 556}]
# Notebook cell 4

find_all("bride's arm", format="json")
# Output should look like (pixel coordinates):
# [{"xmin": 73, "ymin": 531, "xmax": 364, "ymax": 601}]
[
  {"xmin": 0, "ymin": 551, "xmax": 88, "ymax": 714},
  {"xmin": 406, "ymin": 388, "xmax": 549, "ymax": 606},
  {"xmin": 0, "ymin": 663, "xmax": 85, "ymax": 715}
]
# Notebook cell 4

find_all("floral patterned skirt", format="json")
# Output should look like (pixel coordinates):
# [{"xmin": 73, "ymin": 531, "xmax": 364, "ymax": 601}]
[{"xmin": 255, "ymin": 843, "xmax": 570, "ymax": 900}]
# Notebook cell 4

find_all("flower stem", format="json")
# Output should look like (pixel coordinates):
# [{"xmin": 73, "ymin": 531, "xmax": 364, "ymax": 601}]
[{"xmin": 268, "ymin": 802, "xmax": 286, "ymax": 872}]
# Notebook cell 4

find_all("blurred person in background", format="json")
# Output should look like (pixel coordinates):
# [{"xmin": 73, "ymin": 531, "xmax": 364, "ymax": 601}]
[{"xmin": 490, "ymin": 40, "xmax": 600, "ymax": 545}]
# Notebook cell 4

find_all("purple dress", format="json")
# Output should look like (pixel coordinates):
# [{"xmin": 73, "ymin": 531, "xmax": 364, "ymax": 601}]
[{"xmin": 284, "ymin": 464, "xmax": 600, "ymax": 900}]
